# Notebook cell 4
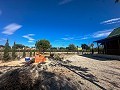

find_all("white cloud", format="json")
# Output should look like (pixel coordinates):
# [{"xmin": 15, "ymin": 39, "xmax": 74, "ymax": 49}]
[
  {"xmin": 2, "ymin": 23, "xmax": 22, "ymax": 35},
  {"xmin": 28, "ymin": 40, "xmax": 34, "ymax": 43},
  {"xmin": 0, "ymin": 38, "xmax": 6, "ymax": 42},
  {"xmin": 100, "ymin": 18, "xmax": 120, "ymax": 25},
  {"xmin": 23, "ymin": 34, "xmax": 35, "ymax": 42},
  {"xmin": 81, "ymin": 37, "xmax": 88, "ymax": 40},
  {"xmin": 59, "ymin": 0, "xmax": 72, "ymax": 5},
  {"xmin": 59, "ymin": 29, "xmax": 113, "ymax": 42},
  {"xmin": 92, "ymin": 29, "xmax": 112, "ymax": 38},
  {"xmin": 75, "ymin": 29, "xmax": 113, "ymax": 40},
  {"xmin": 61, "ymin": 37, "xmax": 74, "ymax": 40}
]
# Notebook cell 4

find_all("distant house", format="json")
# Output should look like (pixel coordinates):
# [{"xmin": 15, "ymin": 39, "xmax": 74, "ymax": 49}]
[
  {"xmin": 94, "ymin": 27, "xmax": 120, "ymax": 55},
  {"xmin": 0, "ymin": 45, "xmax": 4, "ymax": 50}
]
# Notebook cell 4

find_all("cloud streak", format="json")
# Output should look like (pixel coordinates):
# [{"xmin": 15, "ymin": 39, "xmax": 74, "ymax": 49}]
[
  {"xmin": 61, "ymin": 37, "xmax": 74, "ymax": 40},
  {"xmin": 23, "ymin": 34, "xmax": 35, "ymax": 43},
  {"xmin": 59, "ymin": 0, "xmax": 72, "ymax": 5},
  {"xmin": 92, "ymin": 29, "xmax": 112, "ymax": 38},
  {"xmin": 100, "ymin": 18, "xmax": 120, "ymax": 25},
  {"xmin": 79, "ymin": 29, "xmax": 112, "ymax": 39},
  {"xmin": 0, "ymin": 38, "xmax": 6, "ymax": 42},
  {"xmin": 62, "ymin": 29, "xmax": 113, "ymax": 41},
  {"xmin": 2, "ymin": 23, "xmax": 22, "ymax": 35}
]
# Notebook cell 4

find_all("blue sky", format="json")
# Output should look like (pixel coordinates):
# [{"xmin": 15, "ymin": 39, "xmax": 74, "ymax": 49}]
[{"xmin": 0, "ymin": 0, "xmax": 120, "ymax": 47}]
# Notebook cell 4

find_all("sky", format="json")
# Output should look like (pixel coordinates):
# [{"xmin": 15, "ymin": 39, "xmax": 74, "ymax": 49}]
[{"xmin": 0, "ymin": 0, "xmax": 120, "ymax": 47}]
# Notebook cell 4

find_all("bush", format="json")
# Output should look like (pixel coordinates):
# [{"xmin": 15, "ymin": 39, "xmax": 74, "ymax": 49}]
[{"xmin": 53, "ymin": 54, "xmax": 64, "ymax": 60}]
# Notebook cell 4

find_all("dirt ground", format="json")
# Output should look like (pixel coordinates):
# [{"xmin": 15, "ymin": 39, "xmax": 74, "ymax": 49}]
[
  {"xmin": 60, "ymin": 55, "xmax": 120, "ymax": 90},
  {"xmin": 0, "ymin": 55, "xmax": 120, "ymax": 90}
]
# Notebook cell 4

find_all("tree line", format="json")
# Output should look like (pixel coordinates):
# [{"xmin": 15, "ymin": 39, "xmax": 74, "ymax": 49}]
[
  {"xmin": 0, "ymin": 39, "xmax": 36, "ymax": 61},
  {"xmin": 0, "ymin": 39, "xmax": 96, "ymax": 61}
]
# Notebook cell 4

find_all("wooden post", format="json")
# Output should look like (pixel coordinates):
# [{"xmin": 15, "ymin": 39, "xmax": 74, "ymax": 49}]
[
  {"xmin": 102, "ymin": 44, "xmax": 104, "ymax": 54},
  {"xmin": 118, "ymin": 39, "xmax": 120, "ymax": 55},
  {"xmin": 104, "ymin": 41, "xmax": 107, "ymax": 54},
  {"xmin": 97, "ymin": 43, "xmax": 99, "ymax": 54}
]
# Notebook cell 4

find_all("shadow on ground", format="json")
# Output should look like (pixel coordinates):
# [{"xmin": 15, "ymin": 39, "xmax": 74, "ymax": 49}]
[
  {"xmin": 61, "ymin": 64, "xmax": 106, "ymax": 90},
  {"xmin": 81, "ymin": 54, "xmax": 114, "ymax": 61}
]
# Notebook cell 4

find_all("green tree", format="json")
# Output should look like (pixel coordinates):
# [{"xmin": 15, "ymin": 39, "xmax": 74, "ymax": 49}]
[
  {"xmin": 23, "ymin": 48, "xmax": 26, "ymax": 57},
  {"xmin": 81, "ymin": 44, "xmax": 90, "ymax": 50},
  {"xmin": 68, "ymin": 44, "xmax": 76, "ymax": 52},
  {"xmin": 33, "ymin": 50, "xmax": 35, "ymax": 56},
  {"xmin": 12, "ymin": 42, "xmax": 17, "ymax": 60},
  {"xmin": 59, "ymin": 47, "xmax": 66, "ymax": 52},
  {"xmin": 15, "ymin": 44, "xmax": 25, "ymax": 49},
  {"xmin": 3, "ymin": 39, "xmax": 11, "ymax": 61},
  {"xmin": 90, "ymin": 43, "xmax": 94, "ymax": 54},
  {"xmin": 35, "ymin": 39, "xmax": 50, "ymax": 53},
  {"xmin": 30, "ymin": 50, "xmax": 32, "ymax": 57},
  {"xmin": 66, "ymin": 47, "xmax": 69, "ymax": 54},
  {"xmin": 51, "ymin": 47, "xmax": 57, "ymax": 52}
]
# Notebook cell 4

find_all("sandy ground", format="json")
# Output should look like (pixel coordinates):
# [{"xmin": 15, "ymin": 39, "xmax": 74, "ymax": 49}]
[
  {"xmin": 61, "ymin": 55, "xmax": 120, "ymax": 90},
  {"xmin": 0, "ymin": 55, "xmax": 120, "ymax": 90},
  {"xmin": 0, "ymin": 58, "xmax": 25, "ymax": 66}
]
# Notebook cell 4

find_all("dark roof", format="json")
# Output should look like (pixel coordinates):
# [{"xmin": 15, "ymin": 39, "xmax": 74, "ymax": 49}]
[
  {"xmin": 107, "ymin": 27, "xmax": 120, "ymax": 38},
  {"xmin": 0, "ymin": 45, "xmax": 4, "ymax": 48},
  {"xmin": 94, "ymin": 27, "xmax": 120, "ymax": 43}
]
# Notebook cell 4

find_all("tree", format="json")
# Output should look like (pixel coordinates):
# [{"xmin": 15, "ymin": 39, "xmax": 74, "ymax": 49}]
[
  {"xmin": 49, "ymin": 45, "xmax": 52, "ymax": 54},
  {"xmin": 66, "ymin": 47, "xmax": 69, "ymax": 54},
  {"xmin": 81, "ymin": 44, "xmax": 90, "ymax": 50},
  {"xmin": 33, "ymin": 50, "xmax": 35, "ymax": 56},
  {"xmin": 12, "ymin": 42, "xmax": 17, "ymax": 60},
  {"xmin": 68, "ymin": 44, "xmax": 76, "ymax": 52},
  {"xmin": 59, "ymin": 47, "xmax": 66, "ymax": 52},
  {"xmin": 51, "ymin": 47, "xmax": 57, "ymax": 52},
  {"xmin": 90, "ymin": 43, "xmax": 94, "ymax": 54},
  {"xmin": 23, "ymin": 48, "xmax": 26, "ymax": 57},
  {"xmin": 15, "ymin": 44, "xmax": 25, "ymax": 49},
  {"xmin": 35, "ymin": 39, "xmax": 50, "ymax": 53},
  {"xmin": 3, "ymin": 39, "xmax": 11, "ymax": 61},
  {"xmin": 77, "ymin": 46, "xmax": 79, "ymax": 54},
  {"xmin": 30, "ymin": 50, "xmax": 32, "ymax": 57}
]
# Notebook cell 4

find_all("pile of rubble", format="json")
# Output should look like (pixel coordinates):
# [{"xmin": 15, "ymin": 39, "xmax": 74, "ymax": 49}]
[{"xmin": 0, "ymin": 57, "xmax": 80, "ymax": 90}]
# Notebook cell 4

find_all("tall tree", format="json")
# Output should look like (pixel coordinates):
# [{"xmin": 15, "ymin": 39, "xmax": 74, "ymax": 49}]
[
  {"xmin": 90, "ymin": 43, "xmax": 94, "ymax": 54},
  {"xmin": 15, "ymin": 44, "xmax": 25, "ymax": 49},
  {"xmin": 30, "ymin": 49, "xmax": 32, "ymax": 57},
  {"xmin": 33, "ymin": 50, "xmax": 35, "ymax": 56},
  {"xmin": 23, "ymin": 48, "xmax": 26, "ymax": 57},
  {"xmin": 68, "ymin": 44, "xmax": 77, "ymax": 52},
  {"xmin": 35, "ymin": 39, "xmax": 50, "ymax": 53},
  {"xmin": 81, "ymin": 44, "xmax": 90, "ymax": 50},
  {"xmin": 3, "ymin": 39, "xmax": 10, "ymax": 61},
  {"xmin": 12, "ymin": 42, "xmax": 17, "ymax": 60}
]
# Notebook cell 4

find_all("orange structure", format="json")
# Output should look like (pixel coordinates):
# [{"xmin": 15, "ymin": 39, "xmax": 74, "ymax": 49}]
[{"xmin": 35, "ymin": 53, "xmax": 46, "ymax": 63}]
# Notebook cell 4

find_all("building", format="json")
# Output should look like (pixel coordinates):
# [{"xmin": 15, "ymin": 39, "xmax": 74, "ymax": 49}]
[
  {"xmin": 0, "ymin": 45, "xmax": 4, "ymax": 50},
  {"xmin": 94, "ymin": 27, "xmax": 120, "ymax": 55}
]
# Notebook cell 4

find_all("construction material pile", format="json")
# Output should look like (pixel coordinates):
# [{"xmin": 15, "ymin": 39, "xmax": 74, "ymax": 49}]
[{"xmin": 0, "ymin": 61, "xmax": 80, "ymax": 90}]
